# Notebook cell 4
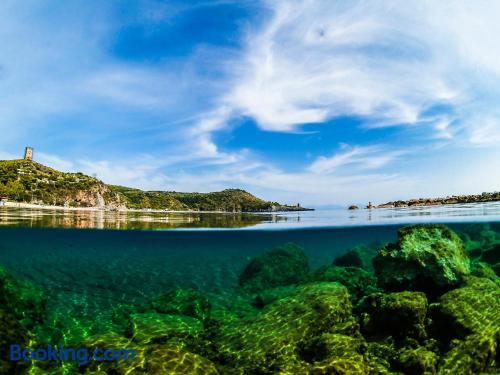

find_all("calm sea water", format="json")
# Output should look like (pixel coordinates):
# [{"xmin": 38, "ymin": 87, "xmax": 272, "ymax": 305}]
[{"xmin": 0, "ymin": 204, "xmax": 499, "ymax": 373}]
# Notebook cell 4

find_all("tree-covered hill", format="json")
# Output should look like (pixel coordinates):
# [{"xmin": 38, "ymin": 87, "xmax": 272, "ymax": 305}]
[{"xmin": 0, "ymin": 159, "xmax": 308, "ymax": 212}]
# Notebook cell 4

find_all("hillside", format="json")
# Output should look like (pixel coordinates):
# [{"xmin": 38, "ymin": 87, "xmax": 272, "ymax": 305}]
[{"xmin": 0, "ymin": 160, "xmax": 308, "ymax": 212}]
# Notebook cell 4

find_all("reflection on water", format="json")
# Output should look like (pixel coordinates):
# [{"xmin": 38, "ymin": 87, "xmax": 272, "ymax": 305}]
[
  {"xmin": 0, "ymin": 207, "xmax": 290, "ymax": 229},
  {"xmin": 1, "ymin": 201, "xmax": 500, "ymax": 230}
]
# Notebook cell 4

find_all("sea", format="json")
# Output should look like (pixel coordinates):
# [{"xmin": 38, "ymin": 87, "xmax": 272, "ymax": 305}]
[{"xmin": 0, "ymin": 203, "xmax": 499, "ymax": 374}]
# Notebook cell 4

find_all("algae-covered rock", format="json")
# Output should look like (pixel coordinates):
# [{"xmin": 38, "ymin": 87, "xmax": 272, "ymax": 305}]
[
  {"xmin": 213, "ymin": 282, "xmax": 354, "ymax": 372},
  {"xmin": 333, "ymin": 250, "xmax": 364, "ymax": 268},
  {"xmin": 251, "ymin": 285, "xmax": 297, "ymax": 309},
  {"xmin": 238, "ymin": 242, "xmax": 309, "ymax": 292},
  {"xmin": 149, "ymin": 288, "xmax": 211, "ymax": 321},
  {"xmin": 481, "ymin": 244, "xmax": 500, "ymax": 265},
  {"xmin": 470, "ymin": 261, "xmax": 500, "ymax": 284},
  {"xmin": 437, "ymin": 334, "xmax": 498, "ymax": 375},
  {"xmin": 0, "ymin": 265, "xmax": 46, "ymax": 329},
  {"xmin": 312, "ymin": 265, "xmax": 379, "ymax": 302},
  {"xmin": 0, "ymin": 309, "xmax": 30, "ymax": 374},
  {"xmin": 333, "ymin": 243, "xmax": 380, "ymax": 272},
  {"xmin": 145, "ymin": 346, "xmax": 219, "ymax": 374},
  {"xmin": 431, "ymin": 276, "xmax": 500, "ymax": 338},
  {"xmin": 298, "ymin": 333, "xmax": 370, "ymax": 374},
  {"xmin": 397, "ymin": 346, "xmax": 438, "ymax": 375},
  {"xmin": 430, "ymin": 277, "xmax": 500, "ymax": 374},
  {"xmin": 357, "ymin": 291, "xmax": 428, "ymax": 341},
  {"xmin": 374, "ymin": 225, "xmax": 470, "ymax": 295},
  {"xmin": 82, "ymin": 333, "xmax": 219, "ymax": 374},
  {"xmin": 130, "ymin": 312, "xmax": 204, "ymax": 347}
]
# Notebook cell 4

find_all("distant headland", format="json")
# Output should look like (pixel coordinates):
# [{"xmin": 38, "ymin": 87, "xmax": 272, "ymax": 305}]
[{"xmin": 0, "ymin": 147, "xmax": 313, "ymax": 213}]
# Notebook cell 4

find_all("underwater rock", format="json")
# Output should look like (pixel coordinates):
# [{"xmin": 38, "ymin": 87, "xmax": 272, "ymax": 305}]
[
  {"xmin": 431, "ymin": 276, "xmax": 500, "ymax": 338},
  {"xmin": 492, "ymin": 263, "xmax": 500, "ymax": 277},
  {"xmin": 212, "ymin": 282, "xmax": 354, "ymax": 373},
  {"xmin": 430, "ymin": 277, "xmax": 500, "ymax": 373},
  {"xmin": 397, "ymin": 346, "xmax": 438, "ymax": 375},
  {"xmin": 373, "ymin": 224, "xmax": 470, "ymax": 296},
  {"xmin": 0, "ymin": 309, "xmax": 30, "ymax": 374},
  {"xmin": 82, "ymin": 333, "xmax": 219, "ymax": 374},
  {"xmin": 333, "ymin": 243, "xmax": 380, "ymax": 272},
  {"xmin": 481, "ymin": 244, "xmax": 500, "ymax": 265},
  {"xmin": 0, "ymin": 265, "xmax": 46, "ymax": 329},
  {"xmin": 470, "ymin": 261, "xmax": 500, "ymax": 284},
  {"xmin": 251, "ymin": 285, "xmax": 297, "ymax": 309},
  {"xmin": 312, "ymin": 265, "xmax": 378, "ymax": 302},
  {"xmin": 297, "ymin": 333, "xmax": 370, "ymax": 374},
  {"xmin": 149, "ymin": 288, "xmax": 211, "ymax": 322},
  {"xmin": 130, "ymin": 312, "xmax": 204, "ymax": 347},
  {"xmin": 333, "ymin": 250, "xmax": 363, "ymax": 268},
  {"xmin": 145, "ymin": 346, "xmax": 219, "ymax": 374},
  {"xmin": 437, "ymin": 334, "xmax": 498, "ymax": 375},
  {"xmin": 356, "ymin": 291, "xmax": 428, "ymax": 341},
  {"xmin": 238, "ymin": 242, "xmax": 309, "ymax": 293}
]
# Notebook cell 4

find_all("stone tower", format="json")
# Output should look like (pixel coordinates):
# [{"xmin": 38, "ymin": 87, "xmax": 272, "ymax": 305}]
[{"xmin": 24, "ymin": 146, "xmax": 33, "ymax": 161}]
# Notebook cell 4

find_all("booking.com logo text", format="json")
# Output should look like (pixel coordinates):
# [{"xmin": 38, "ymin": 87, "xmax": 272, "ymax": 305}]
[{"xmin": 10, "ymin": 344, "xmax": 136, "ymax": 366}]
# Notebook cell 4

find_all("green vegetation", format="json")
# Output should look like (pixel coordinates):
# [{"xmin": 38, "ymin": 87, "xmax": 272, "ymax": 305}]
[
  {"xmin": 0, "ymin": 159, "xmax": 306, "ymax": 212},
  {"xmin": 0, "ymin": 224, "xmax": 499, "ymax": 373}
]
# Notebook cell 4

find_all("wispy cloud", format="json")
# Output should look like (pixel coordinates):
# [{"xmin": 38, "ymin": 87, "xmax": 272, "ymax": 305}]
[
  {"xmin": 308, "ymin": 145, "xmax": 404, "ymax": 174},
  {"xmin": 205, "ymin": 0, "xmax": 500, "ymax": 147}
]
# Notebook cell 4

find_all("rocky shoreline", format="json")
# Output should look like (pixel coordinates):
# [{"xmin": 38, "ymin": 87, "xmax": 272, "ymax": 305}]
[
  {"xmin": 374, "ymin": 191, "xmax": 500, "ymax": 208},
  {"xmin": 0, "ymin": 200, "xmax": 312, "ymax": 214}
]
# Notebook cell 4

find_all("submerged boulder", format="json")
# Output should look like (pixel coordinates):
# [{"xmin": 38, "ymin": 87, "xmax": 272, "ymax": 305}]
[
  {"xmin": 312, "ymin": 265, "xmax": 379, "ymax": 302},
  {"xmin": 149, "ymin": 288, "xmax": 211, "ymax": 322},
  {"xmin": 213, "ymin": 282, "xmax": 355, "ymax": 373},
  {"xmin": 431, "ymin": 276, "xmax": 500, "ymax": 339},
  {"xmin": 357, "ymin": 291, "xmax": 428, "ymax": 341},
  {"xmin": 333, "ymin": 250, "xmax": 364, "ymax": 268},
  {"xmin": 397, "ymin": 346, "xmax": 438, "ymax": 375},
  {"xmin": 481, "ymin": 243, "xmax": 500, "ymax": 265},
  {"xmin": 333, "ymin": 243, "xmax": 380, "ymax": 272},
  {"xmin": 373, "ymin": 225, "xmax": 470, "ymax": 295},
  {"xmin": 297, "ymin": 333, "xmax": 370, "ymax": 374},
  {"xmin": 430, "ymin": 277, "xmax": 500, "ymax": 374},
  {"xmin": 130, "ymin": 312, "xmax": 204, "ymax": 349},
  {"xmin": 238, "ymin": 242, "xmax": 309, "ymax": 293},
  {"xmin": 82, "ymin": 332, "xmax": 219, "ymax": 374}
]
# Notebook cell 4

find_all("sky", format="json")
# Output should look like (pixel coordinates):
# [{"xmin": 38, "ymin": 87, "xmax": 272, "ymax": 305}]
[{"xmin": 1, "ymin": 0, "xmax": 500, "ymax": 207}]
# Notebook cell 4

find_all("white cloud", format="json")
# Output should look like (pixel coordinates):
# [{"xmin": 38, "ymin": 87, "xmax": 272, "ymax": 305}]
[
  {"xmin": 468, "ymin": 117, "xmax": 500, "ymax": 146},
  {"xmin": 308, "ymin": 145, "xmax": 403, "ymax": 174},
  {"xmin": 199, "ymin": 0, "xmax": 499, "ymax": 150}
]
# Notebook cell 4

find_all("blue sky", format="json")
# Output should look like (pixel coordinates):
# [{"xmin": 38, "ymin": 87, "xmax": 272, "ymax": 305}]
[{"xmin": 1, "ymin": 0, "xmax": 500, "ymax": 206}]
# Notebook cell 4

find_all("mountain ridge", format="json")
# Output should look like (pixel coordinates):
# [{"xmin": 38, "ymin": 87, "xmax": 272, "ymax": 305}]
[{"xmin": 0, "ymin": 159, "xmax": 311, "ymax": 212}]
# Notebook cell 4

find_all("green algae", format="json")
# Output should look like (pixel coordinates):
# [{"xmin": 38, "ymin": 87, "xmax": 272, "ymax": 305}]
[
  {"xmin": 130, "ymin": 313, "xmax": 204, "ymax": 347},
  {"xmin": 357, "ymin": 291, "xmax": 428, "ymax": 341},
  {"xmin": 0, "ymin": 309, "xmax": 30, "ymax": 374},
  {"xmin": 374, "ymin": 224, "xmax": 471, "ymax": 296},
  {"xmin": 430, "ymin": 276, "xmax": 500, "ymax": 373},
  {"xmin": 0, "ymin": 223, "xmax": 499, "ymax": 374},
  {"xmin": 149, "ymin": 288, "xmax": 211, "ymax": 322},
  {"xmin": 313, "ymin": 265, "xmax": 379, "ymax": 302},
  {"xmin": 212, "ymin": 282, "xmax": 354, "ymax": 373},
  {"xmin": 238, "ymin": 242, "xmax": 310, "ymax": 293},
  {"xmin": 0, "ymin": 265, "xmax": 46, "ymax": 329}
]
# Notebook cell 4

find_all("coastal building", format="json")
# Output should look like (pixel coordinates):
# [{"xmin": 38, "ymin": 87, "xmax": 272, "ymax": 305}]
[{"xmin": 24, "ymin": 146, "xmax": 33, "ymax": 161}]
